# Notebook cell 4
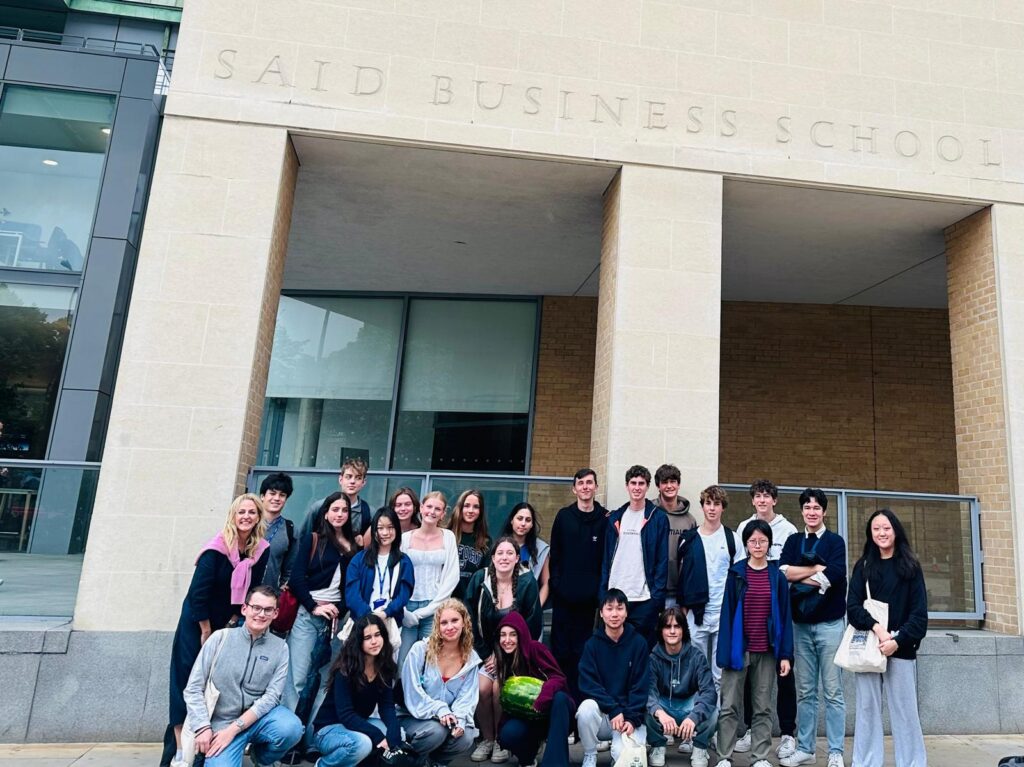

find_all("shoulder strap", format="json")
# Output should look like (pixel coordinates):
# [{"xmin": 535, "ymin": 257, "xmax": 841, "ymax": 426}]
[
  {"xmin": 725, "ymin": 527, "xmax": 737, "ymax": 561},
  {"xmin": 286, "ymin": 519, "xmax": 295, "ymax": 547},
  {"xmin": 208, "ymin": 629, "xmax": 229, "ymax": 676}
]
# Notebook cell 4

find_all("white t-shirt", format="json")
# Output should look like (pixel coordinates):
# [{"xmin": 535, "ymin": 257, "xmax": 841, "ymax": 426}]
[
  {"xmin": 699, "ymin": 525, "xmax": 744, "ymax": 628},
  {"xmin": 309, "ymin": 564, "xmax": 342, "ymax": 604},
  {"xmin": 608, "ymin": 509, "xmax": 651, "ymax": 602}
]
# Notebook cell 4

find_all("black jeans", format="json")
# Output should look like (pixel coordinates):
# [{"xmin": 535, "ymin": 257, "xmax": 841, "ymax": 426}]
[
  {"xmin": 625, "ymin": 598, "xmax": 662, "ymax": 651},
  {"xmin": 498, "ymin": 691, "xmax": 576, "ymax": 767},
  {"xmin": 550, "ymin": 598, "xmax": 597, "ymax": 703}
]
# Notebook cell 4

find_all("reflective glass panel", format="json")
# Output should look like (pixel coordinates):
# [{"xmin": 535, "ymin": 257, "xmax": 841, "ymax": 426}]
[
  {"xmin": 0, "ymin": 283, "xmax": 76, "ymax": 459},
  {"xmin": 391, "ymin": 299, "xmax": 537, "ymax": 472},
  {"xmin": 259, "ymin": 296, "xmax": 403, "ymax": 469},
  {"xmin": 0, "ymin": 86, "xmax": 115, "ymax": 272}
]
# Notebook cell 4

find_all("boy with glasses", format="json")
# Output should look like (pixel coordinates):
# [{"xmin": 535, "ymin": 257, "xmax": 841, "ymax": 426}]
[{"xmin": 182, "ymin": 585, "xmax": 303, "ymax": 767}]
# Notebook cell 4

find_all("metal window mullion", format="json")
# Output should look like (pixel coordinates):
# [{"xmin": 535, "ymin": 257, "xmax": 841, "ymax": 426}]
[{"xmin": 385, "ymin": 295, "xmax": 410, "ymax": 471}]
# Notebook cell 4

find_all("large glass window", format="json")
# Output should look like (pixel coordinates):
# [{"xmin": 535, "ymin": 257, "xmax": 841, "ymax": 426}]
[
  {"xmin": 259, "ymin": 296, "xmax": 538, "ymax": 473},
  {"xmin": 260, "ymin": 296, "xmax": 404, "ymax": 468},
  {"xmin": 0, "ymin": 283, "xmax": 76, "ymax": 459},
  {"xmin": 391, "ymin": 299, "xmax": 536, "ymax": 472},
  {"xmin": 0, "ymin": 86, "xmax": 115, "ymax": 272}
]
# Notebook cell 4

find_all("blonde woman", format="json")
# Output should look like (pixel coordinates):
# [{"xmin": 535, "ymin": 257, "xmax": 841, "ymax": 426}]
[
  {"xmin": 400, "ymin": 599, "xmax": 482, "ymax": 766},
  {"xmin": 400, "ymin": 490, "xmax": 460, "ymax": 669},
  {"xmin": 162, "ymin": 494, "xmax": 271, "ymax": 767},
  {"xmin": 446, "ymin": 489, "xmax": 491, "ymax": 599}
]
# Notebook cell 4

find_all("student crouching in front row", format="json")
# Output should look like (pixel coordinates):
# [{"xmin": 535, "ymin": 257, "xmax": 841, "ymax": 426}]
[
  {"xmin": 715, "ymin": 519, "xmax": 794, "ymax": 767},
  {"xmin": 645, "ymin": 607, "xmax": 718, "ymax": 767}
]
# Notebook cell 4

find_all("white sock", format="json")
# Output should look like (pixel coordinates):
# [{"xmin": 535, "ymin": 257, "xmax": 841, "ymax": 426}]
[{"xmin": 174, "ymin": 749, "xmax": 183, "ymax": 761}]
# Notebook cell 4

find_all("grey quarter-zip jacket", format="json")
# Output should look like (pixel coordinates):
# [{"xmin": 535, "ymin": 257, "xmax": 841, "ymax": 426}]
[{"xmin": 183, "ymin": 625, "xmax": 290, "ymax": 732}]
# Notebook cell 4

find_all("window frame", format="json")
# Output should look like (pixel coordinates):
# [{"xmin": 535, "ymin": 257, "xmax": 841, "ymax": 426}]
[{"xmin": 268, "ymin": 290, "xmax": 543, "ymax": 474}]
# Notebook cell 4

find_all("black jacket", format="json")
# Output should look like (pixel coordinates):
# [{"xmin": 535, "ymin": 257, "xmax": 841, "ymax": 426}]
[
  {"xmin": 182, "ymin": 549, "xmax": 269, "ymax": 630},
  {"xmin": 465, "ymin": 568, "xmax": 542, "ymax": 661},
  {"xmin": 549, "ymin": 501, "xmax": 608, "ymax": 605},
  {"xmin": 289, "ymin": 533, "xmax": 353, "ymax": 613},
  {"xmin": 676, "ymin": 526, "xmax": 737, "ymax": 626},
  {"xmin": 847, "ymin": 557, "xmax": 928, "ymax": 660}
]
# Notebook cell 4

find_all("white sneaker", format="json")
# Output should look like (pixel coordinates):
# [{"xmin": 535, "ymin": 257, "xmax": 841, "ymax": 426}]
[
  {"xmin": 491, "ymin": 745, "xmax": 510, "ymax": 763},
  {"xmin": 582, "ymin": 753, "xmax": 598, "ymax": 767},
  {"xmin": 650, "ymin": 746, "xmax": 666, "ymax": 767},
  {"xmin": 568, "ymin": 734, "xmax": 576, "ymax": 745},
  {"xmin": 472, "ymin": 740, "xmax": 495, "ymax": 762},
  {"xmin": 678, "ymin": 740, "xmax": 693, "ymax": 754},
  {"xmin": 713, "ymin": 760, "xmax": 731, "ymax": 767},
  {"xmin": 170, "ymin": 760, "xmax": 188, "ymax": 767},
  {"xmin": 752, "ymin": 761, "xmax": 773, "ymax": 767},
  {"xmin": 827, "ymin": 754, "xmax": 845, "ymax": 767},
  {"xmin": 777, "ymin": 735, "xmax": 797, "ymax": 759},
  {"xmin": 596, "ymin": 740, "xmax": 611, "ymax": 753},
  {"xmin": 691, "ymin": 748, "xmax": 710, "ymax": 767},
  {"xmin": 780, "ymin": 751, "xmax": 817, "ymax": 767},
  {"xmin": 733, "ymin": 731, "xmax": 751, "ymax": 753}
]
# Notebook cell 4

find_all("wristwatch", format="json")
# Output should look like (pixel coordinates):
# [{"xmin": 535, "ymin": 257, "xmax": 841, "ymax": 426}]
[{"xmin": 234, "ymin": 717, "xmax": 247, "ymax": 731}]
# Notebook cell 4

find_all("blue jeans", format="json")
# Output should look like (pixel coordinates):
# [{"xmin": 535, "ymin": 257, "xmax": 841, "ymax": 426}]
[
  {"xmin": 793, "ymin": 618, "xmax": 845, "ymax": 755},
  {"xmin": 285, "ymin": 606, "xmax": 330, "ymax": 711},
  {"xmin": 645, "ymin": 694, "xmax": 718, "ymax": 750},
  {"xmin": 313, "ymin": 718, "xmax": 386, "ymax": 767},
  {"xmin": 399, "ymin": 599, "xmax": 433, "ymax": 672},
  {"xmin": 202, "ymin": 706, "xmax": 304, "ymax": 766}
]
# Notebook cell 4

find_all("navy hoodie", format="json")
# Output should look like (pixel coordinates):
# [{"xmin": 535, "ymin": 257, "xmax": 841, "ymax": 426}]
[
  {"xmin": 578, "ymin": 623, "xmax": 650, "ymax": 727},
  {"xmin": 600, "ymin": 500, "xmax": 669, "ymax": 606}
]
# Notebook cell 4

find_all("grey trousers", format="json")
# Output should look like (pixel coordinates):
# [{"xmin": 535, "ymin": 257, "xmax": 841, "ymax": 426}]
[
  {"xmin": 718, "ymin": 651, "xmax": 777, "ymax": 762},
  {"xmin": 852, "ymin": 658, "xmax": 927, "ymax": 767},
  {"xmin": 399, "ymin": 717, "xmax": 477, "ymax": 766}
]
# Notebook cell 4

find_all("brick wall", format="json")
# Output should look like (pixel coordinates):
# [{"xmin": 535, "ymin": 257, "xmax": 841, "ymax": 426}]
[
  {"xmin": 235, "ymin": 138, "xmax": 299, "ymax": 494},
  {"xmin": 945, "ymin": 208, "xmax": 1017, "ymax": 634},
  {"xmin": 529, "ymin": 295, "xmax": 598, "ymax": 477},
  {"xmin": 719, "ymin": 301, "xmax": 959, "ymax": 494}
]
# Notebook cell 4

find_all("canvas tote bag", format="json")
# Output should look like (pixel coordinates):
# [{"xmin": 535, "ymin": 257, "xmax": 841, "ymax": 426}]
[
  {"xmin": 834, "ymin": 581, "xmax": 889, "ymax": 674},
  {"xmin": 180, "ymin": 628, "xmax": 229, "ymax": 765}
]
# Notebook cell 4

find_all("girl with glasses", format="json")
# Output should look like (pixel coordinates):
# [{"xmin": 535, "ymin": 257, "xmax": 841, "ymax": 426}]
[{"xmin": 714, "ymin": 519, "xmax": 794, "ymax": 767}]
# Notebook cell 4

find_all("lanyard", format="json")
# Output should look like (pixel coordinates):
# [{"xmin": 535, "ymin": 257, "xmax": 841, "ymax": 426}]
[{"xmin": 375, "ymin": 560, "xmax": 391, "ymax": 596}]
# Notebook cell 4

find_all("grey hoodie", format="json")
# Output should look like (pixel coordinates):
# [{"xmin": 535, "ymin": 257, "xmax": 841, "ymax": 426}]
[
  {"xmin": 184, "ymin": 626, "xmax": 290, "ymax": 732},
  {"xmin": 646, "ymin": 641, "xmax": 717, "ymax": 728}
]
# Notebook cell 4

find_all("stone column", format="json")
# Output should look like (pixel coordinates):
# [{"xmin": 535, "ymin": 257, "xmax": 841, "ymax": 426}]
[
  {"xmin": 74, "ymin": 117, "xmax": 298, "ymax": 631},
  {"xmin": 945, "ymin": 206, "xmax": 1020, "ymax": 635},
  {"xmin": 591, "ymin": 166, "xmax": 723, "ymax": 509}
]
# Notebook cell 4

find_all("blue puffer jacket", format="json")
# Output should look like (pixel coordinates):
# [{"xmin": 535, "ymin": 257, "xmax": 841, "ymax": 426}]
[{"xmin": 716, "ymin": 560, "xmax": 794, "ymax": 672}]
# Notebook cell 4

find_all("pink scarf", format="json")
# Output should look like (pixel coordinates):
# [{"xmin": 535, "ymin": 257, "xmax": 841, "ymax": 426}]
[{"xmin": 197, "ymin": 532, "xmax": 270, "ymax": 605}]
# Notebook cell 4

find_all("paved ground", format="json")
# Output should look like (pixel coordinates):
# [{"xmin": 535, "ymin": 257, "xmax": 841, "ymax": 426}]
[{"xmin": 1, "ymin": 737, "xmax": 1022, "ymax": 767}]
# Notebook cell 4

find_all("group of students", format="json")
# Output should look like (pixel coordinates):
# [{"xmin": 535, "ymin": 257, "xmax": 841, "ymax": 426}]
[{"xmin": 158, "ymin": 458, "xmax": 931, "ymax": 767}]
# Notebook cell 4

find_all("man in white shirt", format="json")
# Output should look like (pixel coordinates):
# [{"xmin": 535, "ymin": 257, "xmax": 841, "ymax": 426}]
[
  {"xmin": 676, "ymin": 485, "xmax": 743, "ymax": 693},
  {"xmin": 600, "ymin": 464, "xmax": 669, "ymax": 649}
]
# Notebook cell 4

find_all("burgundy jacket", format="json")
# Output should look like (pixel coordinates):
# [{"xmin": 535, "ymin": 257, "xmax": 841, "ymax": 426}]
[{"xmin": 496, "ymin": 611, "xmax": 574, "ymax": 716}]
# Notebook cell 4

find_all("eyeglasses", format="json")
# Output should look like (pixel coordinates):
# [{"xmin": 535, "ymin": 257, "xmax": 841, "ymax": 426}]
[
  {"xmin": 747, "ymin": 540, "xmax": 769, "ymax": 547},
  {"xmin": 245, "ymin": 604, "xmax": 277, "ymax": 615}
]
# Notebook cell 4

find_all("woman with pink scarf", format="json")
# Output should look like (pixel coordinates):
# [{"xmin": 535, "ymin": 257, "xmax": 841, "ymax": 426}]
[{"xmin": 161, "ymin": 494, "xmax": 271, "ymax": 767}]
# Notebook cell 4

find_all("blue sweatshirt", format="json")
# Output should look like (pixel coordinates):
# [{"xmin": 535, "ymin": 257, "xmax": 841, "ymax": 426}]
[
  {"xmin": 314, "ymin": 670, "xmax": 402, "ymax": 746},
  {"xmin": 344, "ymin": 550, "xmax": 415, "ymax": 624},
  {"xmin": 600, "ymin": 500, "xmax": 669, "ymax": 606},
  {"xmin": 578, "ymin": 623, "xmax": 650, "ymax": 727},
  {"xmin": 716, "ymin": 560, "xmax": 794, "ymax": 672}
]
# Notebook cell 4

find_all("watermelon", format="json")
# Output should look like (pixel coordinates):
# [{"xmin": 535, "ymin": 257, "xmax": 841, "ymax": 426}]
[{"xmin": 500, "ymin": 676, "xmax": 545, "ymax": 720}]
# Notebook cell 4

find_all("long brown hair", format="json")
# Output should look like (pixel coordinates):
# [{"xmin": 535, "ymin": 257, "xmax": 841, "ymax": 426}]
[
  {"xmin": 486, "ymin": 536, "xmax": 521, "ymax": 605},
  {"xmin": 446, "ymin": 489, "xmax": 490, "ymax": 552}
]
